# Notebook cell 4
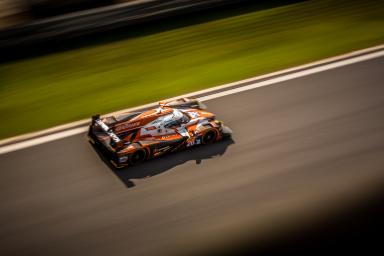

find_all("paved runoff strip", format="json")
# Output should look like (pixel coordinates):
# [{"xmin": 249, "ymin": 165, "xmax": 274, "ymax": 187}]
[
  {"xmin": 0, "ymin": 127, "xmax": 89, "ymax": 155},
  {"xmin": 0, "ymin": 45, "xmax": 383, "ymax": 155}
]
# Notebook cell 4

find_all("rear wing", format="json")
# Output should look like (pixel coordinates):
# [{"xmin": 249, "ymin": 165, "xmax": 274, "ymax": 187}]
[
  {"xmin": 160, "ymin": 98, "xmax": 207, "ymax": 110},
  {"xmin": 91, "ymin": 115, "xmax": 123, "ymax": 147}
]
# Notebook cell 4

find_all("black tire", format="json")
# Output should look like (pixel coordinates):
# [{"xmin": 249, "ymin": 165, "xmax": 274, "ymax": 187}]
[
  {"xmin": 129, "ymin": 149, "xmax": 146, "ymax": 166},
  {"xmin": 202, "ymin": 129, "xmax": 217, "ymax": 144}
]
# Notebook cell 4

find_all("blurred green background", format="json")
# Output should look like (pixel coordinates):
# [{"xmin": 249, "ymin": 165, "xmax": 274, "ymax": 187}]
[{"xmin": 0, "ymin": 0, "xmax": 383, "ymax": 139}]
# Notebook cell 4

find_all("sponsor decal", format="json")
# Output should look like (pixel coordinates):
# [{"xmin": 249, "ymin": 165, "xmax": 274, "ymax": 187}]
[
  {"xmin": 118, "ymin": 156, "xmax": 128, "ymax": 163},
  {"xmin": 188, "ymin": 112, "xmax": 199, "ymax": 118},
  {"xmin": 186, "ymin": 137, "xmax": 201, "ymax": 147},
  {"xmin": 115, "ymin": 121, "xmax": 140, "ymax": 132},
  {"xmin": 145, "ymin": 126, "xmax": 157, "ymax": 131},
  {"xmin": 186, "ymin": 138, "xmax": 196, "ymax": 147},
  {"xmin": 154, "ymin": 146, "xmax": 171, "ymax": 156}
]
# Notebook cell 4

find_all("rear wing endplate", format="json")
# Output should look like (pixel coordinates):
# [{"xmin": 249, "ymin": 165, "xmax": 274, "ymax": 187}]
[{"xmin": 92, "ymin": 115, "xmax": 122, "ymax": 145}]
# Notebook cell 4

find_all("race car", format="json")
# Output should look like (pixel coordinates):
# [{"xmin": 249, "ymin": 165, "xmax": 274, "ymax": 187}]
[{"xmin": 87, "ymin": 98, "xmax": 232, "ymax": 168}]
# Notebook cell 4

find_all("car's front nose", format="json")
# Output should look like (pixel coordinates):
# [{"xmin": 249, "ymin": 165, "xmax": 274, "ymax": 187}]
[{"xmin": 221, "ymin": 125, "xmax": 233, "ymax": 138}]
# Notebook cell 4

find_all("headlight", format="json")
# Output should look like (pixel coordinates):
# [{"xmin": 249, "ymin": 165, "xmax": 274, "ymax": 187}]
[
  {"xmin": 118, "ymin": 156, "xmax": 128, "ymax": 163},
  {"xmin": 214, "ymin": 120, "xmax": 222, "ymax": 126}
]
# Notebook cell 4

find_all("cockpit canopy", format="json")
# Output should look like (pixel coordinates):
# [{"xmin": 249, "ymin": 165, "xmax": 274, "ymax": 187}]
[{"xmin": 162, "ymin": 109, "xmax": 190, "ymax": 128}]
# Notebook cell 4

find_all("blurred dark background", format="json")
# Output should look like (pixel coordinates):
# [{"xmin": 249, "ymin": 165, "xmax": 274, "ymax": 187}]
[
  {"xmin": 203, "ymin": 187, "xmax": 384, "ymax": 256},
  {"xmin": 1, "ymin": 0, "xmax": 118, "ymax": 22},
  {"xmin": 26, "ymin": 0, "xmax": 117, "ymax": 17},
  {"xmin": 0, "ymin": 0, "xmax": 299, "ymax": 61}
]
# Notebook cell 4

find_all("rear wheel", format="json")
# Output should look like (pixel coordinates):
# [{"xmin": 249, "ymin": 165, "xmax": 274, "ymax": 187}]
[
  {"xmin": 202, "ymin": 129, "xmax": 217, "ymax": 144},
  {"xmin": 129, "ymin": 149, "xmax": 146, "ymax": 166}
]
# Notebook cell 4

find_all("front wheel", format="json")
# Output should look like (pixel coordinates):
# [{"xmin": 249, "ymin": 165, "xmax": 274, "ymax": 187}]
[{"xmin": 201, "ymin": 129, "xmax": 217, "ymax": 144}]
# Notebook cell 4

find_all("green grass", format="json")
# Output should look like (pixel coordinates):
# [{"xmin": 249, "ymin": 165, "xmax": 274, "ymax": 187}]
[{"xmin": 1, "ymin": 0, "xmax": 384, "ymax": 139}]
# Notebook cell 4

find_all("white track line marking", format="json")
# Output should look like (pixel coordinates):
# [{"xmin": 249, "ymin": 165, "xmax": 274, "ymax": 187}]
[
  {"xmin": 0, "ymin": 47, "xmax": 383, "ymax": 155},
  {"xmin": 199, "ymin": 50, "xmax": 384, "ymax": 101}
]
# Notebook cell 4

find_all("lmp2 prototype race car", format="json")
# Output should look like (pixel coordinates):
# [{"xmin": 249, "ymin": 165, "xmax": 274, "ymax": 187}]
[{"xmin": 88, "ymin": 98, "xmax": 232, "ymax": 168}]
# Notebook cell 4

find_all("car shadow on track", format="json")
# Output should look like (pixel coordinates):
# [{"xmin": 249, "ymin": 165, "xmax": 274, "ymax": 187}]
[{"xmin": 93, "ymin": 138, "xmax": 235, "ymax": 188}]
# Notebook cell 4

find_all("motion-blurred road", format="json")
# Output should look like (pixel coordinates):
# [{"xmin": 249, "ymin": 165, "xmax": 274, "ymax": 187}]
[{"xmin": 0, "ymin": 56, "xmax": 384, "ymax": 255}]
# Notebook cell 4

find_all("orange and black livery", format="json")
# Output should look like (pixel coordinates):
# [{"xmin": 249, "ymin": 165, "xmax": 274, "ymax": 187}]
[{"xmin": 88, "ymin": 98, "xmax": 232, "ymax": 168}]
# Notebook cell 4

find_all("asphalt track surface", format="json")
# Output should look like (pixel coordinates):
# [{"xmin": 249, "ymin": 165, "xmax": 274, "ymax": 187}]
[{"xmin": 1, "ymin": 56, "xmax": 384, "ymax": 255}]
